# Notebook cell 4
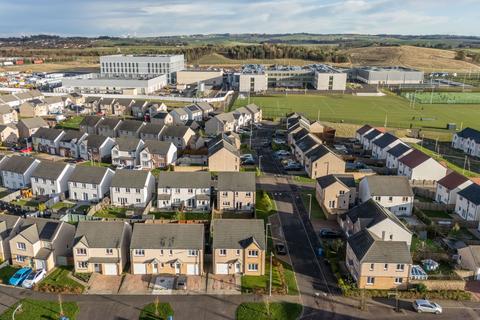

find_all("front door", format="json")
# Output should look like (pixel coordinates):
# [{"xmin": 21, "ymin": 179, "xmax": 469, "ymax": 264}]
[
  {"xmin": 35, "ymin": 259, "xmax": 46, "ymax": 270},
  {"xmin": 152, "ymin": 263, "xmax": 159, "ymax": 274},
  {"xmin": 175, "ymin": 263, "xmax": 181, "ymax": 274},
  {"xmin": 94, "ymin": 263, "xmax": 101, "ymax": 273},
  {"xmin": 235, "ymin": 263, "xmax": 241, "ymax": 273}
]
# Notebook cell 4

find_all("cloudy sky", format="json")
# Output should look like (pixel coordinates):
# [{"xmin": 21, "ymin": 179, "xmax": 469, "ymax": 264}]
[{"xmin": 0, "ymin": 0, "xmax": 478, "ymax": 37}]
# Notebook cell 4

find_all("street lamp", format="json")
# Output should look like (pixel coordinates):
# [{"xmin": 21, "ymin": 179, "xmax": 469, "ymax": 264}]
[
  {"xmin": 12, "ymin": 303, "xmax": 22, "ymax": 320},
  {"xmin": 269, "ymin": 252, "xmax": 274, "ymax": 297},
  {"xmin": 265, "ymin": 222, "xmax": 271, "ymax": 253},
  {"xmin": 259, "ymin": 155, "xmax": 263, "ymax": 173}
]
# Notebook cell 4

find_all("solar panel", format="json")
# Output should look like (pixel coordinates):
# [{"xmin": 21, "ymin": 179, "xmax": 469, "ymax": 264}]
[{"xmin": 39, "ymin": 222, "xmax": 58, "ymax": 240}]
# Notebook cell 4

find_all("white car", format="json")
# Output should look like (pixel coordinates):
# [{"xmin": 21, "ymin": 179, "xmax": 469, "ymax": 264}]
[
  {"xmin": 275, "ymin": 150, "xmax": 290, "ymax": 156},
  {"xmin": 273, "ymin": 138, "xmax": 286, "ymax": 145},
  {"xmin": 21, "ymin": 269, "xmax": 46, "ymax": 289},
  {"xmin": 412, "ymin": 299, "xmax": 442, "ymax": 314}
]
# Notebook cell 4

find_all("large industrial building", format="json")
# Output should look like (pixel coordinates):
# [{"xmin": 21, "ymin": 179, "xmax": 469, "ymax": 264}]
[
  {"xmin": 350, "ymin": 66, "xmax": 424, "ymax": 85},
  {"xmin": 176, "ymin": 69, "xmax": 224, "ymax": 87},
  {"xmin": 100, "ymin": 54, "xmax": 185, "ymax": 84},
  {"xmin": 236, "ymin": 64, "xmax": 346, "ymax": 93}
]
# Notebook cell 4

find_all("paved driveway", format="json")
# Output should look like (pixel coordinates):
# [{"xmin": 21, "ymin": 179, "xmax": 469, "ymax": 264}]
[
  {"xmin": 86, "ymin": 274, "xmax": 123, "ymax": 294},
  {"xmin": 118, "ymin": 274, "xmax": 152, "ymax": 294}
]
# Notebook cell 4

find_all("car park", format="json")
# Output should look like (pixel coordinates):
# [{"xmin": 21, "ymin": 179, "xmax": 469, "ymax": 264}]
[
  {"xmin": 9, "ymin": 267, "xmax": 32, "ymax": 286},
  {"xmin": 21, "ymin": 269, "xmax": 46, "ymax": 289},
  {"xmin": 412, "ymin": 300, "xmax": 442, "ymax": 314}
]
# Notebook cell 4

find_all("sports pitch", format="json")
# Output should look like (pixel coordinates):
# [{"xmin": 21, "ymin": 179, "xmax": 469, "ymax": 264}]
[
  {"xmin": 233, "ymin": 93, "xmax": 480, "ymax": 130},
  {"xmin": 402, "ymin": 92, "xmax": 480, "ymax": 104}
]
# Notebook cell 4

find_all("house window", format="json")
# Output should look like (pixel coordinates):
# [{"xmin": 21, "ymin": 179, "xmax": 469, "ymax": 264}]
[
  {"xmin": 374, "ymin": 196, "xmax": 381, "ymax": 201},
  {"xmin": 236, "ymin": 249, "xmax": 240, "ymax": 256},
  {"xmin": 188, "ymin": 250, "xmax": 198, "ymax": 256},
  {"xmin": 384, "ymin": 263, "xmax": 388, "ymax": 270},
  {"xmin": 188, "ymin": 189, "xmax": 193, "ymax": 194},
  {"xmin": 222, "ymin": 192, "xmax": 228, "ymax": 196},
  {"xmin": 245, "ymin": 192, "xmax": 251, "ymax": 197},
  {"xmin": 248, "ymin": 250, "xmax": 259, "ymax": 257},
  {"xmin": 17, "ymin": 242, "xmax": 26, "ymax": 251},
  {"xmin": 106, "ymin": 248, "xmax": 113, "ymax": 255},
  {"xmin": 126, "ymin": 188, "xmax": 130, "ymax": 193},
  {"xmin": 136, "ymin": 199, "xmax": 141, "ymax": 203},
  {"xmin": 136, "ymin": 188, "xmax": 141, "ymax": 193},
  {"xmin": 219, "ymin": 249, "xmax": 227, "ymax": 256},
  {"xmin": 339, "ymin": 190, "xmax": 345, "ymax": 195},
  {"xmin": 16, "ymin": 255, "xmax": 26, "ymax": 263},
  {"xmin": 134, "ymin": 249, "xmax": 145, "ymax": 256},
  {"xmin": 115, "ymin": 187, "xmax": 120, "ymax": 192},
  {"xmin": 76, "ymin": 248, "xmax": 87, "ymax": 256},
  {"xmin": 369, "ymin": 263, "xmax": 374, "ymax": 271},
  {"xmin": 402, "ymin": 197, "xmax": 409, "ymax": 202},
  {"xmin": 394, "ymin": 277, "xmax": 403, "ymax": 284},
  {"xmin": 248, "ymin": 263, "xmax": 258, "ymax": 271},
  {"xmin": 160, "ymin": 249, "xmax": 163, "ymax": 255},
  {"xmin": 78, "ymin": 261, "xmax": 88, "ymax": 269},
  {"xmin": 396, "ymin": 264, "xmax": 405, "ymax": 271},
  {"xmin": 169, "ymin": 249, "xmax": 173, "ymax": 256},
  {"xmin": 366, "ymin": 277, "xmax": 375, "ymax": 285}
]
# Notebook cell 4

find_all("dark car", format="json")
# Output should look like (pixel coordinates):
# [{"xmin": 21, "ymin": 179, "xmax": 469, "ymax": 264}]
[
  {"xmin": 275, "ymin": 243, "xmax": 287, "ymax": 255},
  {"xmin": 319, "ymin": 229, "xmax": 342, "ymax": 238},
  {"xmin": 284, "ymin": 163, "xmax": 303, "ymax": 171},
  {"xmin": 241, "ymin": 159, "xmax": 256, "ymax": 165}
]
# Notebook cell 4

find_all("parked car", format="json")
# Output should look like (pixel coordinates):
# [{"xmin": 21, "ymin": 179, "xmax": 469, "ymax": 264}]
[
  {"xmin": 21, "ymin": 269, "xmax": 46, "ymax": 289},
  {"xmin": 8, "ymin": 267, "xmax": 32, "ymax": 286},
  {"xmin": 275, "ymin": 243, "xmax": 287, "ymax": 255},
  {"xmin": 412, "ymin": 300, "xmax": 442, "ymax": 314},
  {"xmin": 319, "ymin": 228, "xmax": 342, "ymax": 238},
  {"xmin": 274, "ymin": 150, "xmax": 290, "ymax": 157},
  {"xmin": 242, "ymin": 158, "xmax": 255, "ymax": 165},
  {"xmin": 176, "ymin": 276, "xmax": 187, "ymax": 290},
  {"xmin": 284, "ymin": 162, "xmax": 303, "ymax": 171},
  {"xmin": 241, "ymin": 154, "xmax": 254, "ymax": 160},
  {"xmin": 273, "ymin": 138, "xmax": 286, "ymax": 145}
]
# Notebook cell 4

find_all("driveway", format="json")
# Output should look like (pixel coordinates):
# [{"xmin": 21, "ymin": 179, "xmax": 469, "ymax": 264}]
[
  {"xmin": 86, "ymin": 274, "xmax": 123, "ymax": 294},
  {"xmin": 206, "ymin": 274, "xmax": 240, "ymax": 294},
  {"xmin": 465, "ymin": 280, "xmax": 480, "ymax": 301},
  {"xmin": 118, "ymin": 274, "xmax": 152, "ymax": 295}
]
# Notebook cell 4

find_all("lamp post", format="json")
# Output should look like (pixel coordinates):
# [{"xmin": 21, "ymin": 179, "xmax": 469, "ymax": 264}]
[
  {"xmin": 265, "ymin": 222, "xmax": 271, "ymax": 253},
  {"xmin": 269, "ymin": 253, "xmax": 274, "ymax": 296},
  {"xmin": 259, "ymin": 155, "xmax": 263, "ymax": 173},
  {"xmin": 307, "ymin": 194, "xmax": 312, "ymax": 219},
  {"xmin": 12, "ymin": 303, "xmax": 22, "ymax": 320}
]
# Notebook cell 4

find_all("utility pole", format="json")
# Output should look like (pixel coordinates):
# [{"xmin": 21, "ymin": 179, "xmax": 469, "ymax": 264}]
[{"xmin": 307, "ymin": 194, "xmax": 312, "ymax": 220}]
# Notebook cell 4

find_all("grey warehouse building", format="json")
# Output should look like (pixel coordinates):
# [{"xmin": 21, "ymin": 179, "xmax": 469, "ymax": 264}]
[{"xmin": 350, "ymin": 66, "xmax": 424, "ymax": 85}]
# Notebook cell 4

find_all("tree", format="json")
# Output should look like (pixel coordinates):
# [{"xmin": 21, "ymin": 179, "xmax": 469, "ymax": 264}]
[{"xmin": 455, "ymin": 50, "xmax": 466, "ymax": 60}]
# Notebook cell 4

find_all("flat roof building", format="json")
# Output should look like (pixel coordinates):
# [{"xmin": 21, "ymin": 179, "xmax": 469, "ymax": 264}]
[
  {"xmin": 351, "ymin": 66, "xmax": 424, "ymax": 85},
  {"xmin": 100, "ymin": 54, "xmax": 185, "ymax": 84}
]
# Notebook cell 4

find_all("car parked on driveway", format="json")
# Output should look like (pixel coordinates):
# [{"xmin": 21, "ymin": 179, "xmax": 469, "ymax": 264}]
[
  {"xmin": 21, "ymin": 269, "xmax": 46, "ymax": 289},
  {"xmin": 412, "ymin": 299, "xmax": 442, "ymax": 314},
  {"xmin": 319, "ymin": 228, "xmax": 342, "ymax": 238},
  {"xmin": 9, "ymin": 267, "xmax": 32, "ymax": 286}
]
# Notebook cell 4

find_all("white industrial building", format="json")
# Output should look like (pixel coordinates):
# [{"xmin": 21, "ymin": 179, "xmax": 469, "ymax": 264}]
[
  {"xmin": 350, "ymin": 66, "xmax": 424, "ymax": 85},
  {"xmin": 100, "ymin": 54, "xmax": 185, "ymax": 84}
]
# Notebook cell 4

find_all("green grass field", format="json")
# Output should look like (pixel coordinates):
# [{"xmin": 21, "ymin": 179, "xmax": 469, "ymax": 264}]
[
  {"xmin": 233, "ymin": 93, "xmax": 480, "ymax": 130},
  {"xmin": 402, "ymin": 92, "xmax": 480, "ymax": 104},
  {"xmin": 0, "ymin": 299, "xmax": 79, "ymax": 320}
]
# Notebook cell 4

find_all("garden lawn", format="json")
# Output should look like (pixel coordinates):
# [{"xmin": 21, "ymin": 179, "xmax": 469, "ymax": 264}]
[
  {"xmin": 422, "ymin": 210, "xmax": 451, "ymax": 219},
  {"xmin": 233, "ymin": 93, "xmax": 480, "ymax": 131},
  {"xmin": 0, "ymin": 265, "xmax": 19, "ymax": 284},
  {"xmin": 300, "ymin": 192, "xmax": 325, "ymax": 219},
  {"xmin": 411, "ymin": 236, "xmax": 443, "ymax": 253},
  {"xmin": 38, "ymin": 266, "xmax": 85, "ymax": 293},
  {"xmin": 94, "ymin": 207, "xmax": 127, "ymax": 218},
  {"xmin": 292, "ymin": 175, "xmax": 316, "ymax": 184},
  {"xmin": 56, "ymin": 116, "xmax": 84, "ymax": 130},
  {"xmin": 52, "ymin": 201, "xmax": 75, "ymax": 211},
  {"xmin": 236, "ymin": 302, "xmax": 302, "ymax": 320},
  {"xmin": 79, "ymin": 161, "xmax": 112, "ymax": 168},
  {"xmin": 0, "ymin": 299, "xmax": 79, "ymax": 320},
  {"xmin": 139, "ymin": 302, "xmax": 174, "ymax": 320},
  {"xmin": 72, "ymin": 205, "xmax": 90, "ymax": 215},
  {"xmin": 151, "ymin": 211, "xmax": 210, "ymax": 220}
]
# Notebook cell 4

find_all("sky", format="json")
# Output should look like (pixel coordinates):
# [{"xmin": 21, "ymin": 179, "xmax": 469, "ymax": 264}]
[{"xmin": 0, "ymin": 0, "xmax": 478, "ymax": 37}]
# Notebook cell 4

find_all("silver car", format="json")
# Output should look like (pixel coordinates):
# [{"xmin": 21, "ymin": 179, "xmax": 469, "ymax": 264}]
[
  {"xmin": 21, "ymin": 269, "xmax": 46, "ymax": 289},
  {"xmin": 413, "ymin": 299, "xmax": 442, "ymax": 314}
]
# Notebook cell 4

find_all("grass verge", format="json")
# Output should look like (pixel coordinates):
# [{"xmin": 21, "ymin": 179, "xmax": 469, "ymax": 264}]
[
  {"xmin": 139, "ymin": 302, "xmax": 174, "ymax": 320},
  {"xmin": 38, "ymin": 266, "xmax": 84, "ymax": 294},
  {"xmin": 0, "ymin": 299, "xmax": 79, "ymax": 320},
  {"xmin": 236, "ymin": 302, "xmax": 302, "ymax": 320}
]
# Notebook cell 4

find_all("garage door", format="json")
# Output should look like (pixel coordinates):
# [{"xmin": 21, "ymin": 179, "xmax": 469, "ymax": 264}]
[
  {"xmin": 104, "ymin": 263, "xmax": 118, "ymax": 275},
  {"xmin": 216, "ymin": 263, "xmax": 229, "ymax": 275},
  {"xmin": 133, "ymin": 263, "xmax": 146, "ymax": 275},
  {"xmin": 187, "ymin": 264, "xmax": 199, "ymax": 275}
]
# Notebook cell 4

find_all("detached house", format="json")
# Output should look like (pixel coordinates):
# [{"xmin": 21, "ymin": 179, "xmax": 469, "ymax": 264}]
[
  {"xmin": 212, "ymin": 219, "xmax": 265, "ymax": 275},
  {"xmin": 98, "ymin": 98, "xmax": 115, "ymax": 115},
  {"xmin": 79, "ymin": 115, "xmax": 104, "ymax": 134},
  {"xmin": 0, "ymin": 215, "xmax": 23, "ymax": 262},
  {"xmin": 79, "ymin": 134, "xmax": 116, "ymax": 162},
  {"xmin": 130, "ymin": 100, "xmax": 148, "ymax": 119},
  {"xmin": 111, "ymin": 137, "xmax": 144, "ymax": 167},
  {"xmin": 196, "ymin": 102, "xmax": 214, "ymax": 119},
  {"xmin": 304, "ymin": 144, "xmax": 345, "ymax": 179},
  {"xmin": 0, "ymin": 125, "xmax": 19, "ymax": 144},
  {"xmin": 17, "ymin": 117, "xmax": 48, "ymax": 139},
  {"xmin": 184, "ymin": 104, "xmax": 203, "ymax": 121},
  {"xmin": 316, "ymin": 174, "xmax": 356, "ymax": 217},
  {"xmin": 208, "ymin": 135, "xmax": 240, "ymax": 172},
  {"xmin": 452, "ymin": 127, "xmax": 480, "ymax": 158},
  {"xmin": 130, "ymin": 224, "xmax": 204, "ymax": 276},
  {"xmin": 32, "ymin": 128, "xmax": 65, "ymax": 155},
  {"xmin": 217, "ymin": 172, "xmax": 256, "ymax": 212},
  {"xmin": 0, "ymin": 104, "xmax": 18, "ymax": 125},
  {"xmin": 455, "ymin": 183, "xmax": 480, "ymax": 221},
  {"xmin": 436, "ymin": 172, "xmax": 473, "ymax": 205},
  {"xmin": 371, "ymin": 133, "xmax": 402, "ymax": 160},
  {"xmin": 140, "ymin": 140, "xmax": 177, "ymax": 169},
  {"xmin": 169, "ymin": 108, "xmax": 189, "ymax": 125},
  {"xmin": 117, "ymin": 120, "xmax": 145, "ymax": 138},
  {"xmin": 1, "ymin": 155, "xmax": 40, "ymax": 189},
  {"xmin": 397, "ymin": 149, "xmax": 447, "ymax": 181},
  {"xmin": 110, "ymin": 170, "xmax": 155, "ymax": 207},
  {"xmin": 97, "ymin": 118, "xmax": 122, "ymax": 138},
  {"xmin": 151, "ymin": 112, "xmax": 173, "ymax": 126},
  {"xmin": 68, "ymin": 166, "xmax": 115, "ymax": 202},
  {"xmin": 346, "ymin": 229, "xmax": 412, "ymax": 290},
  {"xmin": 340, "ymin": 199, "xmax": 413, "ymax": 246},
  {"xmin": 359, "ymin": 176, "xmax": 414, "ymax": 216},
  {"xmin": 244, "ymin": 104, "xmax": 262, "ymax": 123},
  {"xmin": 293, "ymin": 134, "xmax": 322, "ymax": 165},
  {"xmin": 205, "ymin": 113, "xmax": 236, "ymax": 136},
  {"xmin": 362, "ymin": 128, "xmax": 384, "ymax": 150},
  {"xmin": 73, "ymin": 221, "xmax": 132, "ymax": 276},
  {"xmin": 157, "ymin": 172, "xmax": 211, "ymax": 211},
  {"xmin": 386, "ymin": 144, "xmax": 412, "ymax": 169},
  {"xmin": 112, "ymin": 99, "xmax": 133, "ymax": 116},
  {"xmin": 139, "ymin": 123, "xmax": 165, "ymax": 141},
  {"xmin": 58, "ymin": 130, "xmax": 88, "ymax": 158},
  {"xmin": 30, "ymin": 161, "xmax": 75, "ymax": 196},
  {"xmin": 162, "ymin": 126, "xmax": 195, "ymax": 150},
  {"xmin": 10, "ymin": 218, "xmax": 75, "ymax": 271},
  {"xmin": 19, "ymin": 101, "xmax": 48, "ymax": 118},
  {"xmin": 43, "ymin": 96, "xmax": 64, "ymax": 114}
]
